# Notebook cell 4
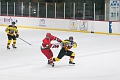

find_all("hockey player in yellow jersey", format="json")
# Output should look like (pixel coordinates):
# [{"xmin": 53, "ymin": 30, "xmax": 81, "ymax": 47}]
[
  {"xmin": 5, "ymin": 22, "xmax": 19, "ymax": 49},
  {"xmin": 53, "ymin": 36, "xmax": 77, "ymax": 64}
]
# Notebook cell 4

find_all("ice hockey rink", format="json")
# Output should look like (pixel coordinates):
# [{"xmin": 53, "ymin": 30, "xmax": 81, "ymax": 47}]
[{"xmin": 0, "ymin": 26, "xmax": 120, "ymax": 80}]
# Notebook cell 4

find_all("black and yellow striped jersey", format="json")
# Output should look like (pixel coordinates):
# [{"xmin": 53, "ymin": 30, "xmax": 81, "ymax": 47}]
[
  {"xmin": 61, "ymin": 39, "xmax": 77, "ymax": 50},
  {"xmin": 5, "ymin": 25, "xmax": 18, "ymax": 36}
]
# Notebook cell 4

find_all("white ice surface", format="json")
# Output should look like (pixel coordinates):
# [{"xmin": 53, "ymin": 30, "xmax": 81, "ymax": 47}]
[{"xmin": 0, "ymin": 26, "xmax": 120, "ymax": 80}]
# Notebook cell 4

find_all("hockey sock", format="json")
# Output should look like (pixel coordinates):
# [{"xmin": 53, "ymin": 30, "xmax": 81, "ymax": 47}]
[
  {"xmin": 7, "ymin": 40, "xmax": 11, "ymax": 47},
  {"xmin": 48, "ymin": 58, "xmax": 54, "ymax": 64},
  {"xmin": 53, "ymin": 57, "xmax": 60, "ymax": 61},
  {"xmin": 13, "ymin": 40, "xmax": 16, "ymax": 46},
  {"xmin": 70, "ymin": 52, "xmax": 75, "ymax": 62},
  {"xmin": 70, "ymin": 56, "xmax": 74, "ymax": 62}
]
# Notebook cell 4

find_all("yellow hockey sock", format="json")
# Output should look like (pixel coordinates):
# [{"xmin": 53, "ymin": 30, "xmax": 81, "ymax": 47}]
[
  {"xmin": 7, "ymin": 40, "xmax": 12, "ymax": 46},
  {"xmin": 70, "ymin": 58, "xmax": 74, "ymax": 62},
  {"xmin": 54, "ymin": 57, "xmax": 60, "ymax": 61},
  {"xmin": 70, "ymin": 52, "xmax": 75, "ymax": 62},
  {"xmin": 71, "ymin": 52, "xmax": 75, "ymax": 56},
  {"xmin": 13, "ymin": 40, "xmax": 16, "ymax": 46}
]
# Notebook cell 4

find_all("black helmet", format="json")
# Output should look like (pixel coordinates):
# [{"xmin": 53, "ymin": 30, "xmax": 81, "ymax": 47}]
[
  {"xmin": 12, "ymin": 22, "xmax": 15, "ymax": 24},
  {"xmin": 69, "ymin": 36, "xmax": 73, "ymax": 40}
]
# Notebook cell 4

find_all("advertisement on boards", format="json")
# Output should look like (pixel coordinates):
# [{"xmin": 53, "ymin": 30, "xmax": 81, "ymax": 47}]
[
  {"xmin": 3, "ymin": 17, "xmax": 18, "ymax": 25},
  {"xmin": 39, "ymin": 19, "xmax": 46, "ymax": 27},
  {"xmin": 109, "ymin": 0, "xmax": 120, "ymax": 21},
  {"xmin": 0, "ymin": 16, "xmax": 18, "ymax": 26},
  {"xmin": 69, "ymin": 20, "xmax": 78, "ymax": 30},
  {"xmin": 79, "ymin": 20, "xmax": 88, "ymax": 31}
]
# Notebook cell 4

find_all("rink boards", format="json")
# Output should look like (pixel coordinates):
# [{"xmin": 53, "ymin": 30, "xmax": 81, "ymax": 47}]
[{"xmin": 0, "ymin": 16, "xmax": 120, "ymax": 35}]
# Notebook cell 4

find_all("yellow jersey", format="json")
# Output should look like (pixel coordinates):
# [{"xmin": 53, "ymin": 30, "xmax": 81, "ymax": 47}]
[
  {"xmin": 5, "ymin": 25, "xmax": 18, "ymax": 36},
  {"xmin": 61, "ymin": 39, "xmax": 77, "ymax": 50}
]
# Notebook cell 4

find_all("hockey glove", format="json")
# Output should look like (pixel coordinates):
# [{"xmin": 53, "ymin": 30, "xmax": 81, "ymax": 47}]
[
  {"xmin": 73, "ymin": 42, "xmax": 77, "ymax": 48},
  {"xmin": 16, "ymin": 34, "xmax": 19, "ymax": 38},
  {"xmin": 52, "ymin": 44, "xmax": 59, "ymax": 48}
]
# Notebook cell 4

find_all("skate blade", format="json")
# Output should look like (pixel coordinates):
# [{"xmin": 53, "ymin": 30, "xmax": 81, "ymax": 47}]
[
  {"xmin": 13, "ymin": 47, "xmax": 17, "ymax": 49},
  {"xmin": 69, "ymin": 63, "xmax": 75, "ymax": 66}
]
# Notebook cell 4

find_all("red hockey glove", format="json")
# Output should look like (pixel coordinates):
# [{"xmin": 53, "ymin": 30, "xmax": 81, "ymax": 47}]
[
  {"xmin": 54, "ymin": 37, "xmax": 62, "ymax": 43},
  {"xmin": 52, "ymin": 44, "xmax": 59, "ymax": 48}
]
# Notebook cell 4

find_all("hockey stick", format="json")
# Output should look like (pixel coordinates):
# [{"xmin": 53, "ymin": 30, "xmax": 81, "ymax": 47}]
[{"xmin": 19, "ymin": 37, "xmax": 32, "ymax": 46}]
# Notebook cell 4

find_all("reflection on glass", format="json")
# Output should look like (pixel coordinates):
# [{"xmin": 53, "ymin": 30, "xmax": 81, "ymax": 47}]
[{"xmin": 0, "ymin": 0, "xmax": 118, "ymax": 21}]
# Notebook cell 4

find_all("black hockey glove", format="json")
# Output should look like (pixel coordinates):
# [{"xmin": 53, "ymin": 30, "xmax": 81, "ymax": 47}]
[{"xmin": 16, "ymin": 34, "xmax": 19, "ymax": 38}]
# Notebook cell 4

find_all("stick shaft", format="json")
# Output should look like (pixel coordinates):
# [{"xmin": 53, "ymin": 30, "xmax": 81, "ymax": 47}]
[{"xmin": 19, "ymin": 37, "xmax": 32, "ymax": 45}]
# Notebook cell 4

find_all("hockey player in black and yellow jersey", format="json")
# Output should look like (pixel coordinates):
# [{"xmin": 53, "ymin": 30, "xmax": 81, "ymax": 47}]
[
  {"xmin": 53, "ymin": 36, "xmax": 77, "ymax": 64},
  {"xmin": 5, "ymin": 22, "xmax": 19, "ymax": 49}
]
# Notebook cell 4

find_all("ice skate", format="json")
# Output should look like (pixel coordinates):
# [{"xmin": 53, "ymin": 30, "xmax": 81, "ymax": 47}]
[
  {"xmin": 69, "ymin": 61, "xmax": 75, "ymax": 64},
  {"xmin": 48, "ymin": 58, "xmax": 55, "ymax": 67},
  {"xmin": 7, "ymin": 46, "xmax": 10, "ymax": 49},
  {"xmin": 12, "ymin": 44, "xmax": 17, "ymax": 49},
  {"xmin": 47, "ymin": 60, "xmax": 51, "ymax": 65},
  {"xmin": 49, "ymin": 61, "xmax": 54, "ymax": 67},
  {"xmin": 51, "ymin": 62, "xmax": 54, "ymax": 67}
]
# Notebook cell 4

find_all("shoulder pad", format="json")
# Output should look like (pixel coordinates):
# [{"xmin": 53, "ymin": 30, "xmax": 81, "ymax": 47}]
[
  {"xmin": 62, "ymin": 40, "xmax": 69, "ymax": 43},
  {"xmin": 14, "ymin": 26, "xmax": 17, "ymax": 28},
  {"xmin": 64, "ymin": 39, "xmax": 69, "ymax": 41},
  {"xmin": 8, "ymin": 25, "xmax": 12, "ymax": 27}
]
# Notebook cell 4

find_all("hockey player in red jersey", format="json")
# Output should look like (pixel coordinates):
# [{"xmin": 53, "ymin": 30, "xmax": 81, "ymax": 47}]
[{"xmin": 41, "ymin": 33, "xmax": 62, "ymax": 67}]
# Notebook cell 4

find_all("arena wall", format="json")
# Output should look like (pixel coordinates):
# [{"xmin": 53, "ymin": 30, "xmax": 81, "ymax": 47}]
[{"xmin": 0, "ymin": 16, "xmax": 120, "ymax": 35}]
